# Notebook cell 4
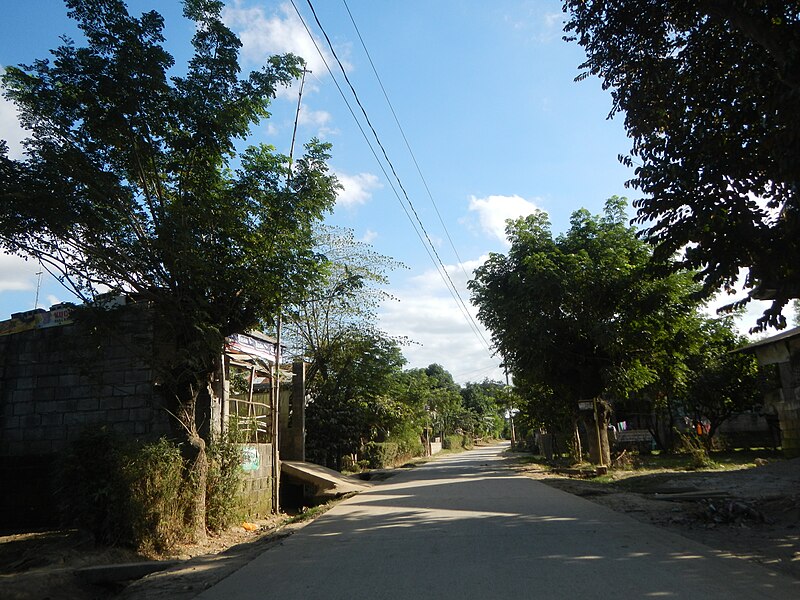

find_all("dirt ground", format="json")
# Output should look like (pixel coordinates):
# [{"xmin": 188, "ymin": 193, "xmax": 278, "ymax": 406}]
[
  {"xmin": 1, "ymin": 454, "xmax": 798, "ymax": 599},
  {"xmin": 515, "ymin": 455, "xmax": 800, "ymax": 580},
  {"xmin": 0, "ymin": 513, "xmax": 316, "ymax": 600}
]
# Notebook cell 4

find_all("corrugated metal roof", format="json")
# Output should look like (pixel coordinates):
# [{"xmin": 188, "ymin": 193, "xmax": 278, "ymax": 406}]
[{"xmin": 739, "ymin": 326, "xmax": 800, "ymax": 352}]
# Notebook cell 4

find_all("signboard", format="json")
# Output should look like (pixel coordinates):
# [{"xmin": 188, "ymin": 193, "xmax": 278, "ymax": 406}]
[
  {"xmin": 578, "ymin": 400, "xmax": 594, "ymax": 411},
  {"xmin": 241, "ymin": 446, "xmax": 261, "ymax": 472},
  {"xmin": 227, "ymin": 333, "xmax": 277, "ymax": 363},
  {"xmin": 0, "ymin": 306, "xmax": 74, "ymax": 337}
]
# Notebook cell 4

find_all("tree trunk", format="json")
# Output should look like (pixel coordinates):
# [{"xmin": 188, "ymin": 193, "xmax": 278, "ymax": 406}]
[
  {"xmin": 173, "ymin": 370, "xmax": 211, "ymax": 544},
  {"xmin": 582, "ymin": 399, "xmax": 611, "ymax": 466},
  {"xmin": 571, "ymin": 421, "xmax": 582, "ymax": 462}
]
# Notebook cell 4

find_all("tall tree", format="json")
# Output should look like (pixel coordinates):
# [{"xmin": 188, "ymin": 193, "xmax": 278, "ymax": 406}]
[
  {"xmin": 402, "ymin": 365, "xmax": 465, "ymax": 440},
  {"xmin": 563, "ymin": 1, "xmax": 800, "ymax": 330},
  {"xmin": 284, "ymin": 226, "xmax": 409, "ymax": 469},
  {"xmin": 284, "ymin": 225, "xmax": 404, "ymax": 385},
  {"xmin": 304, "ymin": 329, "xmax": 407, "ymax": 470},
  {"xmin": 680, "ymin": 317, "xmax": 762, "ymax": 443},
  {"xmin": 460, "ymin": 380, "xmax": 507, "ymax": 439},
  {"xmin": 469, "ymin": 198, "xmax": 702, "ymax": 464},
  {"xmin": 0, "ymin": 0, "xmax": 338, "ymax": 538}
]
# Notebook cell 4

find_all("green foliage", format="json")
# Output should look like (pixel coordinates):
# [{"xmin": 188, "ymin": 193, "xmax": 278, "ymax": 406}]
[
  {"xmin": 469, "ymin": 198, "xmax": 702, "ymax": 447},
  {"xmin": 362, "ymin": 432, "xmax": 425, "ymax": 470},
  {"xmin": 205, "ymin": 430, "xmax": 245, "ymax": 533},
  {"xmin": 564, "ymin": 1, "xmax": 800, "ymax": 330},
  {"xmin": 305, "ymin": 330, "xmax": 408, "ymax": 469},
  {"xmin": 442, "ymin": 434, "xmax": 470, "ymax": 451},
  {"xmin": 58, "ymin": 429, "xmax": 189, "ymax": 554},
  {"xmin": 680, "ymin": 318, "xmax": 762, "ymax": 439},
  {"xmin": 286, "ymin": 226, "xmax": 411, "ymax": 470},
  {"xmin": 363, "ymin": 442, "xmax": 401, "ymax": 469},
  {"xmin": 399, "ymin": 366, "xmax": 466, "ymax": 440},
  {"xmin": 461, "ymin": 382, "xmax": 501, "ymax": 432},
  {"xmin": 0, "ymin": 0, "xmax": 339, "ymax": 536},
  {"xmin": 676, "ymin": 431, "xmax": 717, "ymax": 471},
  {"xmin": 126, "ymin": 438, "xmax": 188, "ymax": 555}
]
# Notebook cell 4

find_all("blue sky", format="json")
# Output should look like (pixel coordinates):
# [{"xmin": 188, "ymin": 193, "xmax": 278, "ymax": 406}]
[{"xmin": 0, "ymin": 1, "xmax": 769, "ymax": 383}]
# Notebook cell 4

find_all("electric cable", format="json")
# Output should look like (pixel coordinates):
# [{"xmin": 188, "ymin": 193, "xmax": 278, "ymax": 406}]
[
  {"xmin": 288, "ymin": 0, "xmax": 487, "ymax": 349},
  {"xmin": 341, "ymin": 0, "xmax": 474, "ymax": 286},
  {"xmin": 300, "ymin": 0, "xmax": 493, "ymax": 353}
]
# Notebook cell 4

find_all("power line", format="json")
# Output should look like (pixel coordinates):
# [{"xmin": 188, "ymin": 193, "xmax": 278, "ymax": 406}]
[
  {"xmin": 341, "ymin": 0, "xmax": 474, "ymax": 285},
  {"xmin": 285, "ymin": 3, "xmax": 452, "ymax": 325},
  {"xmin": 298, "ymin": 0, "xmax": 493, "ymax": 353}
]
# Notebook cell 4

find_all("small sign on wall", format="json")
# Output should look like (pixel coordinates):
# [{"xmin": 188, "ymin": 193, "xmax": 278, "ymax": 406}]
[{"xmin": 241, "ymin": 446, "xmax": 260, "ymax": 472}]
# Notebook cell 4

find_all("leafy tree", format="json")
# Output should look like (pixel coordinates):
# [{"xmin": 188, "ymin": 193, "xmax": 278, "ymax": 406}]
[
  {"xmin": 469, "ymin": 198, "xmax": 703, "ymax": 464},
  {"xmin": 282, "ymin": 226, "xmax": 411, "ymax": 469},
  {"xmin": 563, "ymin": 1, "xmax": 800, "ymax": 330},
  {"xmin": 0, "ymin": 0, "xmax": 338, "ymax": 538},
  {"xmin": 305, "ymin": 329, "xmax": 407, "ymax": 470},
  {"xmin": 460, "ymin": 380, "xmax": 506, "ymax": 439},
  {"xmin": 680, "ymin": 317, "xmax": 762, "ymax": 444},
  {"xmin": 401, "ymin": 365, "xmax": 465, "ymax": 440},
  {"xmin": 284, "ymin": 225, "xmax": 404, "ymax": 385}
]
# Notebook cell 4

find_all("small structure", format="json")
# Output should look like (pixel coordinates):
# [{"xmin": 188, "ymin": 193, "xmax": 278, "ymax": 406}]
[
  {"xmin": 740, "ymin": 326, "xmax": 800, "ymax": 457},
  {"xmin": 0, "ymin": 299, "xmax": 306, "ymax": 528}
]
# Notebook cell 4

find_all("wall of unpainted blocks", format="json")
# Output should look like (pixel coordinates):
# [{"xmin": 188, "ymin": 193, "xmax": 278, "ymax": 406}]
[
  {"xmin": 0, "ymin": 312, "xmax": 172, "ymax": 458},
  {"xmin": 0, "ymin": 309, "xmax": 173, "ymax": 527},
  {"xmin": 239, "ymin": 443, "xmax": 275, "ymax": 517}
]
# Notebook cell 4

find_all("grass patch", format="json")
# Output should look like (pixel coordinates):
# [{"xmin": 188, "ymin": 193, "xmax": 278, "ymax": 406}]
[{"xmin": 284, "ymin": 496, "xmax": 350, "ymax": 525}]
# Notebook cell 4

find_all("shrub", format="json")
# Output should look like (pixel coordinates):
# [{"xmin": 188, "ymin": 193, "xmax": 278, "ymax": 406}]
[
  {"xmin": 676, "ymin": 430, "xmax": 717, "ymax": 470},
  {"xmin": 363, "ymin": 441, "xmax": 400, "ymax": 468},
  {"xmin": 206, "ymin": 432, "xmax": 245, "ymax": 532},
  {"xmin": 442, "ymin": 434, "xmax": 463, "ymax": 450},
  {"xmin": 126, "ymin": 438, "xmax": 188, "ymax": 555},
  {"xmin": 58, "ymin": 428, "xmax": 190, "ymax": 554}
]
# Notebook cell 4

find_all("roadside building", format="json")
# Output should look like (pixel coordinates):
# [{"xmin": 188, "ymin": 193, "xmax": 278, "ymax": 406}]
[
  {"xmin": 0, "ymin": 298, "xmax": 306, "ymax": 528},
  {"xmin": 740, "ymin": 326, "xmax": 800, "ymax": 457}
]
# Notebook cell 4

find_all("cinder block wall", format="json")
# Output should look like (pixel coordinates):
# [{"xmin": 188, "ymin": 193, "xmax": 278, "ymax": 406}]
[
  {"xmin": 238, "ymin": 442, "xmax": 275, "ymax": 517},
  {"xmin": 0, "ymin": 309, "xmax": 171, "ymax": 457},
  {"xmin": 0, "ymin": 307, "xmax": 172, "ymax": 527},
  {"xmin": 781, "ymin": 339, "xmax": 800, "ymax": 457}
]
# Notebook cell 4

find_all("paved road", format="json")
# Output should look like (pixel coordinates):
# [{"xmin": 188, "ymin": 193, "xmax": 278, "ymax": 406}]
[{"xmin": 197, "ymin": 443, "xmax": 799, "ymax": 599}]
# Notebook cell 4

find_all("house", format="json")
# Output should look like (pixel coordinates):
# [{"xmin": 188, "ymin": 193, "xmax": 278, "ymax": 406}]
[
  {"xmin": 0, "ymin": 297, "xmax": 306, "ymax": 528},
  {"xmin": 740, "ymin": 326, "xmax": 800, "ymax": 457}
]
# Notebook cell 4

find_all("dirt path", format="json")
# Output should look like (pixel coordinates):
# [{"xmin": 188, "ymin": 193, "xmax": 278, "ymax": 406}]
[{"xmin": 515, "ymin": 456, "xmax": 800, "ymax": 580}]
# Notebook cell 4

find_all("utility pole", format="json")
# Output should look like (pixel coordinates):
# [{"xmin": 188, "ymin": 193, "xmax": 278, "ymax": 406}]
[
  {"xmin": 271, "ymin": 315, "xmax": 282, "ymax": 514},
  {"xmin": 33, "ymin": 270, "xmax": 43, "ymax": 309},
  {"xmin": 504, "ymin": 363, "xmax": 516, "ymax": 450},
  {"xmin": 271, "ymin": 68, "xmax": 308, "ymax": 514}
]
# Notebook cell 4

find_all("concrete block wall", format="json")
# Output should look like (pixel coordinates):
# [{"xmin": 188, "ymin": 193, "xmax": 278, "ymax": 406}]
[
  {"xmin": 239, "ymin": 443, "xmax": 275, "ymax": 517},
  {"xmin": 780, "ymin": 339, "xmax": 800, "ymax": 457},
  {"xmin": 0, "ymin": 309, "xmax": 171, "ymax": 458}
]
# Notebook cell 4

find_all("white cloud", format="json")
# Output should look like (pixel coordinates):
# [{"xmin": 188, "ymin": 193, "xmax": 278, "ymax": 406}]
[
  {"xmin": 0, "ymin": 253, "xmax": 36, "ymax": 292},
  {"xmin": 361, "ymin": 229, "xmax": 378, "ymax": 244},
  {"xmin": 46, "ymin": 294, "xmax": 62, "ymax": 307},
  {"xmin": 298, "ymin": 105, "xmax": 331, "ymax": 127},
  {"xmin": 467, "ymin": 194, "xmax": 542, "ymax": 244},
  {"xmin": 379, "ymin": 255, "xmax": 504, "ymax": 385},
  {"xmin": 335, "ymin": 171, "xmax": 382, "ymax": 208},
  {"xmin": 222, "ymin": 1, "xmax": 350, "ymax": 90},
  {"xmin": 0, "ymin": 80, "xmax": 28, "ymax": 160},
  {"xmin": 297, "ymin": 105, "xmax": 337, "ymax": 137}
]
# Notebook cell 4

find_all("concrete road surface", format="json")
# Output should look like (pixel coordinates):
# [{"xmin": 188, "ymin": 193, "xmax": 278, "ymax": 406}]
[{"xmin": 197, "ymin": 443, "xmax": 799, "ymax": 599}]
